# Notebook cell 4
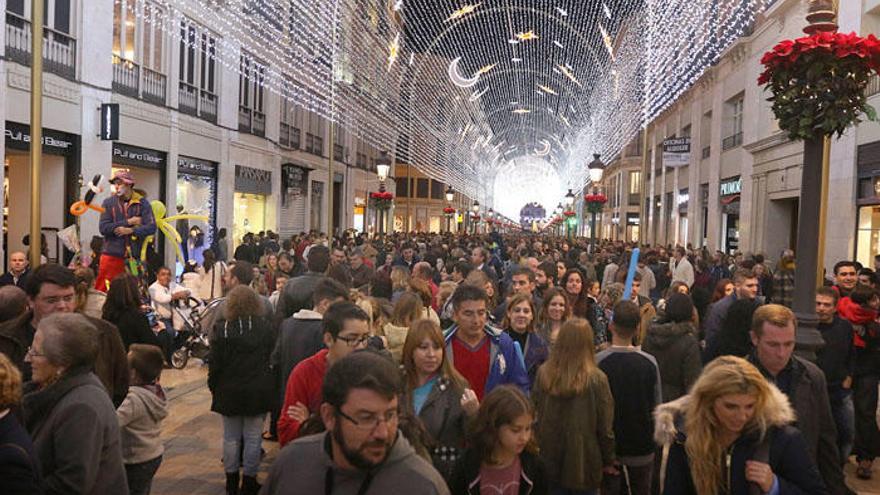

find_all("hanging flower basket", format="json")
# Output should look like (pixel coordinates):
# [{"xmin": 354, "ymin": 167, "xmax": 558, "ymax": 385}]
[
  {"xmin": 758, "ymin": 31, "xmax": 880, "ymax": 140},
  {"xmin": 563, "ymin": 210, "xmax": 577, "ymax": 218},
  {"xmin": 584, "ymin": 193, "xmax": 608, "ymax": 214},
  {"xmin": 369, "ymin": 191, "xmax": 394, "ymax": 211},
  {"xmin": 443, "ymin": 206, "xmax": 456, "ymax": 215}
]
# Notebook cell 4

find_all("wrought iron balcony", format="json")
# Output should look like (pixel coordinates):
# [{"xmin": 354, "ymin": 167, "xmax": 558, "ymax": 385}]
[{"xmin": 6, "ymin": 12, "xmax": 76, "ymax": 79}]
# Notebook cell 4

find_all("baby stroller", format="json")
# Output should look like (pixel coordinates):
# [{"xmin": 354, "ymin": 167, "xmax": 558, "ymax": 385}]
[{"xmin": 170, "ymin": 297, "xmax": 223, "ymax": 369}]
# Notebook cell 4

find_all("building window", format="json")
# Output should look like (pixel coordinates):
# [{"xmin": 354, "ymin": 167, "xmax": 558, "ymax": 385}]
[
  {"xmin": 701, "ymin": 111, "xmax": 712, "ymax": 159},
  {"xmin": 430, "ymin": 181, "xmax": 444, "ymax": 200},
  {"xmin": 722, "ymin": 94, "xmax": 744, "ymax": 150},
  {"xmin": 178, "ymin": 17, "xmax": 218, "ymax": 123},
  {"xmin": 112, "ymin": 0, "xmax": 166, "ymax": 104},
  {"xmin": 416, "ymin": 179, "xmax": 429, "ymax": 198},
  {"xmin": 628, "ymin": 171, "xmax": 641, "ymax": 205},
  {"xmin": 238, "ymin": 52, "xmax": 266, "ymax": 136},
  {"xmin": 279, "ymin": 96, "xmax": 301, "ymax": 149}
]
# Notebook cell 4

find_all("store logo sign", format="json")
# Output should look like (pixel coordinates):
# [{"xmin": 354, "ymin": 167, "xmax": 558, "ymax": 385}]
[
  {"xmin": 720, "ymin": 177, "xmax": 742, "ymax": 196},
  {"xmin": 663, "ymin": 137, "xmax": 690, "ymax": 168},
  {"xmin": 113, "ymin": 146, "xmax": 162, "ymax": 165},
  {"xmin": 235, "ymin": 165, "xmax": 272, "ymax": 195},
  {"xmin": 5, "ymin": 129, "xmax": 73, "ymax": 150},
  {"xmin": 100, "ymin": 103, "xmax": 120, "ymax": 141}
]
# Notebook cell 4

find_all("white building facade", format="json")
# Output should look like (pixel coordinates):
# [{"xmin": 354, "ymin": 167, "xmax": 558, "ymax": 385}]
[
  {"xmin": 0, "ymin": 0, "xmax": 393, "ymax": 270},
  {"xmin": 626, "ymin": 0, "xmax": 879, "ymax": 273}
]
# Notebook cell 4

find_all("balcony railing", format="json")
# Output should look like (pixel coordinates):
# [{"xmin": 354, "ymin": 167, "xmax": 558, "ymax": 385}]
[
  {"xmin": 238, "ymin": 106, "xmax": 265, "ymax": 136},
  {"xmin": 179, "ymin": 81, "xmax": 217, "ymax": 123},
  {"xmin": 280, "ymin": 123, "xmax": 301, "ymax": 149},
  {"xmin": 112, "ymin": 55, "xmax": 140, "ymax": 98},
  {"xmin": 6, "ymin": 12, "xmax": 76, "ymax": 79},
  {"xmin": 721, "ymin": 132, "xmax": 743, "ymax": 151},
  {"xmin": 142, "ymin": 68, "xmax": 166, "ymax": 106},
  {"xmin": 112, "ymin": 56, "xmax": 167, "ymax": 106},
  {"xmin": 627, "ymin": 193, "xmax": 640, "ymax": 206}
]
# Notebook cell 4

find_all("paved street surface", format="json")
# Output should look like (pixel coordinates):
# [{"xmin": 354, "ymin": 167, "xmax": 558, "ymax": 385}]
[{"xmin": 153, "ymin": 363, "xmax": 880, "ymax": 495}]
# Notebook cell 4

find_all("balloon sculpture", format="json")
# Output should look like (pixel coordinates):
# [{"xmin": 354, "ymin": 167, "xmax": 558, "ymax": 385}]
[
  {"xmin": 141, "ymin": 200, "xmax": 208, "ymax": 265},
  {"xmin": 69, "ymin": 174, "xmax": 107, "ymax": 216}
]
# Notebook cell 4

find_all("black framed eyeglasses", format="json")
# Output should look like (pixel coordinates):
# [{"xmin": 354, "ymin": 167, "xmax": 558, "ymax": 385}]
[
  {"xmin": 334, "ymin": 334, "xmax": 371, "ymax": 348},
  {"xmin": 337, "ymin": 408, "xmax": 399, "ymax": 431}
]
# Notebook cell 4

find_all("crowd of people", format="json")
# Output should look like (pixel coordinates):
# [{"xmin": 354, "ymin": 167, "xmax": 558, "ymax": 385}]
[{"xmin": 0, "ymin": 226, "xmax": 878, "ymax": 495}]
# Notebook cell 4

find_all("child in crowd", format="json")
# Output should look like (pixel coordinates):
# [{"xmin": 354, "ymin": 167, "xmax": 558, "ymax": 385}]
[
  {"xmin": 450, "ymin": 385, "xmax": 548, "ymax": 494},
  {"xmin": 117, "ymin": 344, "xmax": 168, "ymax": 495}
]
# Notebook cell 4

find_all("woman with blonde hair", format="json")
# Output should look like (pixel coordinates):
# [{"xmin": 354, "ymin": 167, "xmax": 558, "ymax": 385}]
[
  {"xmin": 401, "ymin": 319, "xmax": 478, "ymax": 481},
  {"xmin": 0, "ymin": 352, "xmax": 41, "ymax": 492},
  {"xmin": 390, "ymin": 265, "xmax": 411, "ymax": 304},
  {"xmin": 381, "ymin": 291, "xmax": 423, "ymax": 362},
  {"xmin": 533, "ymin": 317, "xmax": 616, "ymax": 494},
  {"xmin": 655, "ymin": 355, "xmax": 826, "ymax": 495}
]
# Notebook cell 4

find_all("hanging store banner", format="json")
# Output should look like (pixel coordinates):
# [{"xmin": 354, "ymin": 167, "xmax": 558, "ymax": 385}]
[
  {"xmin": 663, "ymin": 137, "xmax": 691, "ymax": 168},
  {"xmin": 112, "ymin": 143, "xmax": 165, "ymax": 170}
]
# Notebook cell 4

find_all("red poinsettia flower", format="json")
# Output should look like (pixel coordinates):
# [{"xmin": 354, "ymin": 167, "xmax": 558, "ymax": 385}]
[
  {"xmin": 443, "ymin": 207, "xmax": 456, "ymax": 214},
  {"xmin": 370, "ymin": 191, "xmax": 394, "ymax": 200}
]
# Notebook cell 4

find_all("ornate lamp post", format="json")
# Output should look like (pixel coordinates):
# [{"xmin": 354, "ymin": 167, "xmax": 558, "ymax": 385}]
[
  {"xmin": 445, "ymin": 186, "xmax": 454, "ymax": 233},
  {"xmin": 374, "ymin": 151, "xmax": 392, "ymax": 234},
  {"xmin": 586, "ymin": 153, "xmax": 606, "ymax": 253},
  {"xmin": 564, "ymin": 189, "xmax": 575, "ymax": 240}
]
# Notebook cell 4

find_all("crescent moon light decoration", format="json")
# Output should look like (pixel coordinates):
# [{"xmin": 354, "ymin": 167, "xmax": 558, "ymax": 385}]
[
  {"xmin": 448, "ymin": 57, "xmax": 480, "ymax": 88},
  {"xmin": 534, "ymin": 140, "xmax": 551, "ymax": 156}
]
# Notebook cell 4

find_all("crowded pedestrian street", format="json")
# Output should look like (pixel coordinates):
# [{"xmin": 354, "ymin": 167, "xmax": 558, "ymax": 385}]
[{"xmin": 5, "ymin": 0, "xmax": 880, "ymax": 494}]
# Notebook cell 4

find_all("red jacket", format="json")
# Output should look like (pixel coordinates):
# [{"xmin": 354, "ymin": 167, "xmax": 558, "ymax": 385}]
[
  {"xmin": 277, "ymin": 349, "xmax": 328, "ymax": 446},
  {"xmin": 837, "ymin": 297, "xmax": 877, "ymax": 349}
]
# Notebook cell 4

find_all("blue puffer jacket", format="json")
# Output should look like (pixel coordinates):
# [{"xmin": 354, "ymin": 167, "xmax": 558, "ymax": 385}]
[
  {"xmin": 98, "ymin": 193, "xmax": 157, "ymax": 259},
  {"xmin": 444, "ymin": 323, "xmax": 531, "ymax": 396}
]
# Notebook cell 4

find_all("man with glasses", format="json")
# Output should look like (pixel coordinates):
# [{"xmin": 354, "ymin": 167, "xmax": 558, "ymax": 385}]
[
  {"xmin": 263, "ymin": 351, "xmax": 449, "ymax": 494},
  {"xmin": 277, "ymin": 301, "xmax": 372, "ymax": 446},
  {"xmin": 444, "ymin": 284, "xmax": 529, "ymax": 401},
  {"xmin": 0, "ymin": 263, "xmax": 129, "ymax": 406}
]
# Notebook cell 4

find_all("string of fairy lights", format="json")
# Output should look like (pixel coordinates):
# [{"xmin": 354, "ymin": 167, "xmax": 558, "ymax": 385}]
[{"xmin": 125, "ymin": 0, "xmax": 769, "ymax": 214}]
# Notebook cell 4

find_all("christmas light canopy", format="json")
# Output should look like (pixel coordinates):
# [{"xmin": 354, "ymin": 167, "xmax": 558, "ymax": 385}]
[{"xmin": 123, "ymin": 0, "xmax": 770, "ymax": 219}]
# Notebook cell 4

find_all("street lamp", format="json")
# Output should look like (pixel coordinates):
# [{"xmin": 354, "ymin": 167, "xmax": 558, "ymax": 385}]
[
  {"xmin": 376, "ymin": 151, "xmax": 391, "ymax": 182},
  {"xmin": 588, "ymin": 153, "xmax": 605, "ymax": 183},
  {"xmin": 472, "ymin": 201, "xmax": 480, "ymax": 213},
  {"xmin": 564, "ymin": 190, "xmax": 575, "ymax": 240},
  {"xmin": 564, "ymin": 189, "xmax": 575, "ymax": 207},
  {"xmin": 587, "ymin": 153, "xmax": 605, "ymax": 253},
  {"xmin": 445, "ymin": 185, "xmax": 454, "ymax": 202}
]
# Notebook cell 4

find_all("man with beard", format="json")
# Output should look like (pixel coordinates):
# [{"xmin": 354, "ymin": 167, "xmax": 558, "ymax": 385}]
[{"xmin": 263, "ymin": 350, "xmax": 449, "ymax": 494}]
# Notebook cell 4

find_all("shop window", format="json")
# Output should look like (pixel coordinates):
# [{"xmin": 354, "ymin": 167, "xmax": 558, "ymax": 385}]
[
  {"xmin": 857, "ymin": 206, "xmax": 880, "ymax": 268},
  {"xmin": 233, "ymin": 193, "xmax": 267, "ymax": 247}
]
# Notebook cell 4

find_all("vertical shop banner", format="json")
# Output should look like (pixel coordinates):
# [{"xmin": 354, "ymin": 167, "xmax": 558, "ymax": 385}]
[{"xmin": 663, "ymin": 137, "xmax": 691, "ymax": 168}]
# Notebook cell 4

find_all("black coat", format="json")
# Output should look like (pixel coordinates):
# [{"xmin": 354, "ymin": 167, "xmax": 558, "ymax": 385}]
[
  {"xmin": 0, "ymin": 269, "xmax": 29, "ymax": 289},
  {"xmin": 404, "ymin": 376, "xmax": 469, "ymax": 482},
  {"xmin": 449, "ymin": 449, "xmax": 548, "ymax": 495},
  {"xmin": 642, "ymin": 321, "xmax": 702, "ymax": 402},
  {"xmin": 663, "ymin": 425, "xmax": 827, "ymax": 495},
  {"xmin": 208, "ymin": 315, "xmax": 275, "ymax": 416},
  {"xmin": 0, "ymin": 412, "xmax": 42, "ymax": 494},
  {"xmin": 105, "ymin": 308, "xmax": 160, "ymax": 350}
]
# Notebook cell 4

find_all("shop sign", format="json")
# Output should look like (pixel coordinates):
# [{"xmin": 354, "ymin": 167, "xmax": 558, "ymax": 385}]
[
  {"xmin": 626, "ymin": 213, "xmax": 640, "ymax": 225},
  {"xmin": 5, "ymin": 121, "xmax": 75, "ymax": 155},
  {"xmin": 720, "ymin": 177, "xmax": 742, "ymax": 197},
  {"xmin": 235, "ymin": 165, "xmax": 272, "ymax": 195},
  {"xmin": 112, "ymin": 143, "xmax": 165, "ymax": 170},
  {"xmin": 281, "ymin": 164, "xmax": 310, "ymax": 201},
  {"xmin": 663, "ymin": 137, "xmax": 690, "ymax": 168},
  {"xmin": 100, "ymin": 103, "xmax": 120, "ymax": 141},
  {"xmin": 178, "ymin": 156, "xmax": 216, "ymax": 177}
]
